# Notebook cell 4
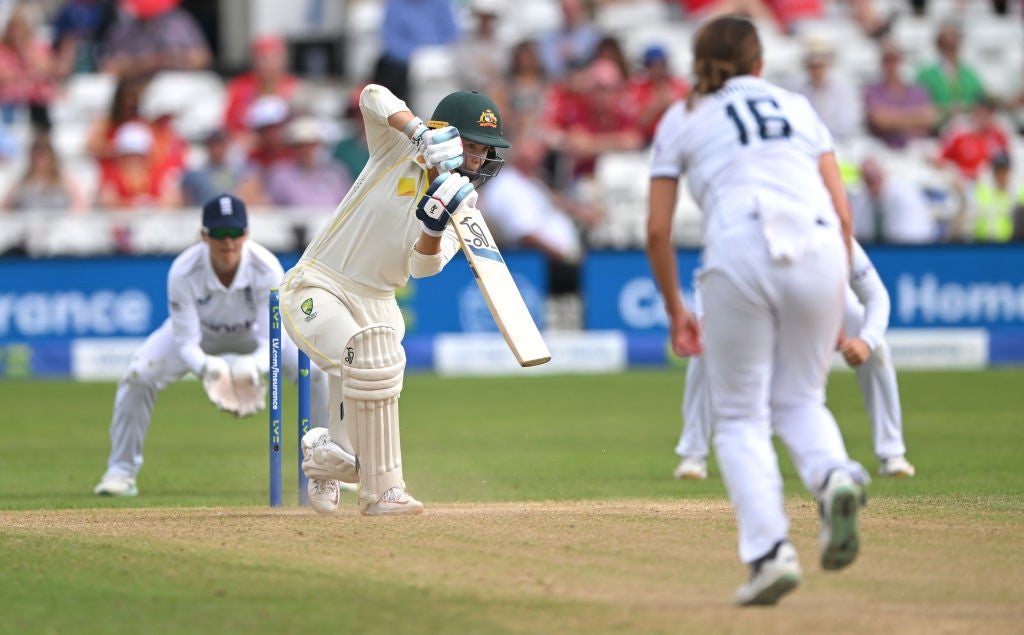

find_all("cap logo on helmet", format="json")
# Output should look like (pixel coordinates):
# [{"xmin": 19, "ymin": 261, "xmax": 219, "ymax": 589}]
[{"xmin": 478, "ymin": 109, "xmax": 498, "ymax": 129}]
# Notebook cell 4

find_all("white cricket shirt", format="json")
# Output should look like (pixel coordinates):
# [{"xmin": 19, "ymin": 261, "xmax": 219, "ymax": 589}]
[
  {"xmin": 167, "ymin": 240, "xmax": 283, "ymax": 376},
  {"xmin": 650, "ymin": 75, "xmax": 837, "ymax": 246},
  {"xmin": 298, "ymin": 84, "xmax": 460, "ymax": 292}
]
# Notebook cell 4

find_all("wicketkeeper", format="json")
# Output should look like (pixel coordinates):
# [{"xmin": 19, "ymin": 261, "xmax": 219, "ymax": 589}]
[{"xmin": 94, "ymin": 194, "xmax": 328, "ymax": 497}]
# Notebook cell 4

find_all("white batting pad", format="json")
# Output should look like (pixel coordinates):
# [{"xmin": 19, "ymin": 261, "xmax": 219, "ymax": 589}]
[{"xmin": 343, "ymin": 324, "xmax": 406, "ymax": 500}]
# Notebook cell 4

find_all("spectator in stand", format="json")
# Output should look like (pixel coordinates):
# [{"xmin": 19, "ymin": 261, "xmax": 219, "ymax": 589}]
[
  {"xmin": 179, "ymin": 129, "xmax": 246, "ymax": 206},
  {"xmin": 915, "ymin": 21, "xmax": 985, "ymax": 126},
  {"xmin": 479, "ymin": 132, "xmax": 601, "ymax": 296},
  {"xmin": 592, "ymin": 34, "xmax": 631, "ymax": 81},
  {"xmin": 849, "ymin": 156, "xmax": 937, "ymax": 244},
  {"xmin": 491, "ymin": 39, "xmax": 550, "ymax": 143},
  {"xmin": 791, "ymin": 34, "xmax": 860, "ymax": 142},
  {"xmin": 85, "ymin": 75, "xmax": 147, "ymax": 179},
  {"xmin": 675, "ymin": 0, "xmax": 779, "ymax": 28},
  {"xmin": 961, "ymin": 152, "xmax": 1022, "ymax": 243},
  {"xmin": 864, "ymin": 40, "xmax": 938, "ymax": 149},
  {"xmin": 97, "ymin": 120, "xmax": 181, "ymax": 209},
  {"xmin": 51, "ymin": 0, "xmax": 117, "ymax": 75},
  {"xmin": 140, "ymin": 86, "xmax": 188, "ymax": 189},
  {"xmin": 2, "ymin": 134, "xmax": 87, "ymax": 212},
  {"xmin": 455, "ymin": 0, "xmax": 505, "ymax": 94},
  {"xmin": 627, "ymin": 44, "xmax": 689, "ymax": 146},
  {"xmin": 764, "ymin": 0, "xmax": 824, "ymax": 34},
  {"xmin": 0, "ymin": 3, "xmax": 61, "ymax": 131},
  {"xmin": 537, "ymin": 0, "xmax": 601, "ymax": 80},
  {"xmin": 331, "ymin": 85, "xmax": 370, "ymax": 181},
  {"xmin": 559, "ymin": 58, "xmax": 645, "ymax": 182},
  {"xmin": 372, "ymin": 0, "xmax": 461, "ymax": 103},
  {"xmin": 100, "ymin": 0, "xmax": 211, "ymax": 79},
  {"xmin": 935, "ymin": 96, "xmax": 1010, "ymax": 183},
  {"xmin": 265, "ymin": 116, "xmax": 352, "ymax": 208},
  {"xmin": 542, "ymin": 56, "xmax": 592, "ymax": 188},
  {"xmin": 234, "ymin": 94, "xmax": 294, "ymax": 205},
  {"xmin": 223, "ymin": 35, "xmax": 299, "ymax": 140}
]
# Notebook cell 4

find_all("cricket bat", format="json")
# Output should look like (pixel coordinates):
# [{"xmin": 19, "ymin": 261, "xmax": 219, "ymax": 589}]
[{"xmin": 450, "ymin": 204, "xmax": 552, "ymax": 367}]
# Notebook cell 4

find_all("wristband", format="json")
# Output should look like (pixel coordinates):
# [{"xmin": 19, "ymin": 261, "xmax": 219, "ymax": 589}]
[
  {"xmin": 420, "ymin": 223, "xmax": 445, "ymax": 238},
  {"xmin": 403, "ymin": 116, "xmax": 426, "ymax": 140}
]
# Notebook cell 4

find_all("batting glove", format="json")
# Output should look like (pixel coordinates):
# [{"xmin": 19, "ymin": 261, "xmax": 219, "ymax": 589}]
[
  {"xmin": 412, "ymin": 125, "xmax": 464, "ymax": 173},
  {"xmin": 416, "ymin": 172, "xmax": 477, "ymax": 236}
]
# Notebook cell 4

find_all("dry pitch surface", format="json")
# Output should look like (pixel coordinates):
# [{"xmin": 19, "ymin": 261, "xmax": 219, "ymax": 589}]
[{"xmin": 4, "ymin": 497, "xmax": 1021, "ymax": 634}]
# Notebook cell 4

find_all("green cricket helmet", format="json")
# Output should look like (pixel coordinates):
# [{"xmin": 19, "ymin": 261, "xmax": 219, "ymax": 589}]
[{"xmin": 427, "ymin": 90, "xmax": 507, "ymax": 186}]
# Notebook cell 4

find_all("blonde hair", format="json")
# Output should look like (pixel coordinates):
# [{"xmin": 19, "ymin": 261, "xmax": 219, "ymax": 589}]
[{"xmin": 687, "ymin": 16, "xmax": 762, "ymax": 110}]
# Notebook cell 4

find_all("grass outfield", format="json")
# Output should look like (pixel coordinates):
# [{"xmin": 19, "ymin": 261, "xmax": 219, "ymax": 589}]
[{"xmin": 1, "ymin": 368, "xmax": 1022, "ymax": 634}]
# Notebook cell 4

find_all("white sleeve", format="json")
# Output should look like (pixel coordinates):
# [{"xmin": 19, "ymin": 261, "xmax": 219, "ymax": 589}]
[
  {"xmin": 848, "ymin": 241, "xmax": 889, "ymax": 351},
  {"xmin": 360, "ymin": 84, "xmax": 413, "ymax": 158},
  {"xmin": 408, "ymin": 228, "xmax": 461, "ymax": 278},
  {"xmin": 649, "ymin": 102, "xmax": 688, "ymax": 179},
  {"xmin": 167, "ymin": 269, "xmax": 207, "ymax": 376}
]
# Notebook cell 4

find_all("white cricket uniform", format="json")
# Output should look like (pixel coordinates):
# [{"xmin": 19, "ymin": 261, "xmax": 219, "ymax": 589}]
[
  {"xmin": 101, "ymin": 240, "xmax": 326, "ymax": 480},
  {"xmin": 651, "ymin": 75, "xmax": 865, "ymax": 564},
  {"xmin": 845, "ymin": 241, "xmax": 907, "ymax": 460},
  {"xmin": 675, "ymin": 240, "xmax": 908, "ymax": 462}
]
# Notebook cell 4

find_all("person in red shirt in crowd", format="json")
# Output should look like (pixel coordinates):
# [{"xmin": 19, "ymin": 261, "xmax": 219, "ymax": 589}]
[
  {"xmin": 0, "ymin": 3, "xmax": 61, "ymax": 130},
  {"xmin": 223, "ymin": 35, "xmax": 299, "ymax": 140},
  {"xmin": 764, "ymin": 0, "xmax": 823, "ymax": 33},
  {"xmin": 85, "ymin": 75, "xmax": 148, "ymax": 181},
  {"xmin": 556, "ymin": 58, "xmax": 645, "ymax": 181},
  {"xmin": 936, "ymin": 96, "xmax": 1010, "ymax": 182},
  {"xmin": 234, "ymin": 94, "xmax": 295, "ymax": 204},
  {"xmin": 675, "ymin": 0, "xmax": 778, "ymax": 27},
  {"xmin": 140, "ymin": 88, "xmax": 188, "ymax": 188},
  {"xmin": 627, "ymin": 45, "xmax": 689, "ymax": 145},
  {"xmin": 97, "ymin": 120, "xmax": 181, "ymax": 209}
]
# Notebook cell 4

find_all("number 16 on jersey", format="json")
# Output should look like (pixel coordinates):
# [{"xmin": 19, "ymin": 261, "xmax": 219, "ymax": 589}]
[{"xmin": 450, "ymin": 204, "xmax": 552, "ymax": 367}]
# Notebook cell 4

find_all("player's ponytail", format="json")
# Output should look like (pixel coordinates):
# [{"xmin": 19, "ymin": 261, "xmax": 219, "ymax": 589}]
[{"xmin": 687, "ymin": 15, "xmax": 763, "ymax": 110}]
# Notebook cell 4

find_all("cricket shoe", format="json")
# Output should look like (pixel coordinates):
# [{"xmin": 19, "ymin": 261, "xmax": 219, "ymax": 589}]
[
  {"xmin": 878, "ymin": 456, "xmax": 915, "ymax": 478},
  {"xmin": 359, "ymin": 487, "xmax": 424, "ymax": 517},
  {"xmin": 735, "ymin": 541, "xmax": 802, "ymax": 607},
  {"xmin": 673, "ymin": 456, "xmax": 708, "ymax": 480},
  {"xmin": 818, "ymin": 470, "xmax": 865, "ymax": 571},
  {"xmin": 308, "ymin": 479, "xmax": 341, "ymax": 515},
  {"xmin": 93, "ymin": 474, "xmax": 138, "ymax": 497}
]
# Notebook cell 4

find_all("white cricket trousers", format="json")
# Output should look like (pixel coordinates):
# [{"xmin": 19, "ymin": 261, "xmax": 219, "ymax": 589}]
[
  {"xmin": 102, "ymin": 320, "xmax": 326, "ymax": 479},
  {"xmin": 700, "ymin": 219, "xmax": 854, "ymax": 564},
  {"xmin": 843, "ymin": 292, "xmax": 906, "ymax": 460}
]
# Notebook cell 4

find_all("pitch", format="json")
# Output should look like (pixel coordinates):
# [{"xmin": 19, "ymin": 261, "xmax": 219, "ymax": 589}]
[{"xmin": 1, "ymin": 368, "xmax": 1022, "ymax": 634}]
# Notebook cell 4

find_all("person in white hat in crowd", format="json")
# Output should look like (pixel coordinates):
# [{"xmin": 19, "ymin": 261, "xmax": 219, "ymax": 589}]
[
  {"xmin": 96, "ymin": 120, "xmax": 181, "ymax": 209},
  {"xmin": 94, "ymin": 193, "xmax": 330, "ymax": 497},
  {"xmin": 790, "ymin": 33, "xmax": 860, "ymax": 143},
  {"xmin": 264, "ymin": 116, "xmax": 353, "ymax": 207}
]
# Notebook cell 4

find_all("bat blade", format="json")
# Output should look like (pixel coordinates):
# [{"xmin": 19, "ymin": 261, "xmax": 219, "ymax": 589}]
[{"xmin": 450, "ymin": 205, "xmax": 551, "ymax": 367}]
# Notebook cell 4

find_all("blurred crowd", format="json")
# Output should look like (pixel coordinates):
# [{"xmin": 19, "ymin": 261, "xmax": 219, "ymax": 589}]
[{"xmin": 1, "ymin": 0, "xmax": 1024, "ymax": 261}]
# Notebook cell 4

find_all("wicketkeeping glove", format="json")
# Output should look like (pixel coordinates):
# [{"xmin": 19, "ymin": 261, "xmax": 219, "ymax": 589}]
[
  {"xmin": 412, "ymin": 125, "xmax": 464, "ymax": 172},
  {"xmin": 202, "ymin": 356, "xmax": 240, "ymax": 414},
  {"xmin": 230, "ymin": 354, "xmax": 266, "ymax": 418},
  {"xmin": 416, "ymin": 172, "xmax": 477, "ymax": 236}
]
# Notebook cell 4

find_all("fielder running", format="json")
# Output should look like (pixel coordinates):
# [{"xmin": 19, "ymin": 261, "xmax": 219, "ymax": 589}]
[
  {"xmin": 646, "ymin": 16, "xmax": 869, "ymax": 606},
  {"xmin": 279, "ymin": 84, "xmax": 508, "ymax": 516},
  {"xmin": 673, "ymin": 239, "xmax": 916, "ymax": 481},
  {"xmin": 94, "ymin": 194, "xmax": 328, "ymax": 497}
]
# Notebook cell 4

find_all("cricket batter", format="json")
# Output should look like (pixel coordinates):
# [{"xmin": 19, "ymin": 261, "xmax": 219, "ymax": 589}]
[
  {"xmin": 94, "ymin": 194, "xmax": 328, "ymax": 497},
  {"xmin": 279, "ymin": 84, "xmax": 509, "ymax": 516},
  {"xmin": 673, "ymin": 240, "xmax": 916, "ymax": 481},
  {"xmin": 646, "ymin": 16, "xmax": 869, "ymax": 606}
]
